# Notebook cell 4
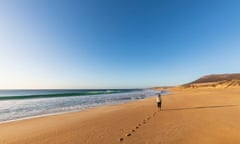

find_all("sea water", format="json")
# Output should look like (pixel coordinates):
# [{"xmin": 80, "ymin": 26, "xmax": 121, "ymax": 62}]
[{"xmin": 0, "ymin": 89, "xmax": 162, "ymax": 123}]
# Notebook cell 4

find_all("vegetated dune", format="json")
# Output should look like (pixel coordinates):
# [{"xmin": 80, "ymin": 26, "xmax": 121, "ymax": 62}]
[{"xmin": 181, "ymin": 73, "xmax": 240, "ymax": 89}]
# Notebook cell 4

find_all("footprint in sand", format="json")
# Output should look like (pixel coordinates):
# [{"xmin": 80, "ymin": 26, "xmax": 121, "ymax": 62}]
[
  {"xmin": 125, "ymin": 133, "xmax": 132, "ymax": 137},
  {"xmin": 143, "ymin": 120, "xmax": 146, "ymax": 124},
  {"xmin": 153, "ymin": 112, "xmax": 156, "ymax": 117},
  {"xmin": 119, "ymin": 113, "xmax": 155, "ymax": 142},
  {"xmin": 119, "ymin": 137, "xmax": 124, "ymax": 142}
]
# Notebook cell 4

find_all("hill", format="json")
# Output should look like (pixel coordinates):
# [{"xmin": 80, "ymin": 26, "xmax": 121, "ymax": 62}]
[
  {"xmin": 190, "ymin": 73, "xmax": 240, "ymax": 84},
  {"xmin": 182, "ymin": 73, "xmax": 240, "ymax": 88}
]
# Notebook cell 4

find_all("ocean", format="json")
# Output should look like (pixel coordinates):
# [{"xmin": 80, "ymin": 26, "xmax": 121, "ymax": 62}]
[{"xmin": 0, "ymin": 89, "xmax": 161, "ymax": 123}]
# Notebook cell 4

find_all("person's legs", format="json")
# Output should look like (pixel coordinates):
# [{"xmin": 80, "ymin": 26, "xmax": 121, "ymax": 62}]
[
  {"xmin": 159, "ymin": 102, "xmax": 162, "ymax": 110},
  {"xmin": 157, "ymin": 102, "xmax": 161, "ymax": 111}
]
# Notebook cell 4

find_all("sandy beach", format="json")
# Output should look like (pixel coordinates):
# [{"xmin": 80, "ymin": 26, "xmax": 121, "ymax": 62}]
[
  {"xmin": 1, "ymin": 88, "xmax": 240, "ymax": 144},
  {"xmin": 1, "ymin": 0, "xmax": 240, "ymax": 143}
]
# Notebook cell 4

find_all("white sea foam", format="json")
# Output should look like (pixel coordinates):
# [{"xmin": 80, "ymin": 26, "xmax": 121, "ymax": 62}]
[{"xmin": 0, "ymin": 89, "xmax": 162, "ymax": 123}]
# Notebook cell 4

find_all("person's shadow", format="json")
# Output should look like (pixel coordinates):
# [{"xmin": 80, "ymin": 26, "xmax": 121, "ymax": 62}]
[{"xmin": 162, "ymin": 104, "xmax": 240, "ymax": 111}]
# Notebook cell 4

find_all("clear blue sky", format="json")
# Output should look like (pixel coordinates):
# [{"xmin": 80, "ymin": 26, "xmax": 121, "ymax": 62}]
[{"xmin": 1, "ymin": 0, "xmax": 240, "ymax": 89}]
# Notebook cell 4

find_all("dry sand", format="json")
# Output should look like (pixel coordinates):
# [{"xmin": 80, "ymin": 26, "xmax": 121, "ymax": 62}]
[{"xmin": 1, "ymin": 88, "xmax": 240, "ymax": 144}]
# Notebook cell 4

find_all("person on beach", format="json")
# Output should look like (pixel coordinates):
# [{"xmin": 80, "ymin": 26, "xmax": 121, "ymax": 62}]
[{"xmin": 156, "ymin": 93, "xmax": 162, "ymax": 111}]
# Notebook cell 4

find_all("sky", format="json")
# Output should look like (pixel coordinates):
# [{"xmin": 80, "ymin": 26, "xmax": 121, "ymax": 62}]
[{"xmin": 1, "ymin": 0, "xmax": 240, "ymax": 89}]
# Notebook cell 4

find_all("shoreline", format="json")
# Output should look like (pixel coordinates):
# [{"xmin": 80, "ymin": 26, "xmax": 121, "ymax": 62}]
[
  {"xmin": 0, "ymin": 89, "xmax": 159, "ymax": 123},
  {"xmin": 0, "ymin": 94, "xmax": 159, "ymax": 125},
  {"xmin": 1, "ymin": 88, "xmax": 240, "ymax": 144},
  {"xmin": 0, "ymin": 95, "xmax": 159, "ymax": 144}
]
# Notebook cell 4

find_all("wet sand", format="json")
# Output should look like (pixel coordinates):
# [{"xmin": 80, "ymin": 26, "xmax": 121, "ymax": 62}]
[{"xmin": 1, "ymin": 88, "xmax": 240, "ymax": 144}]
